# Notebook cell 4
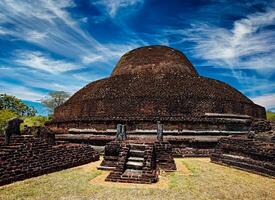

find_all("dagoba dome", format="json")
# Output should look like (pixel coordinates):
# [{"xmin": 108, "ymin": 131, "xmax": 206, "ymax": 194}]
[
  {"xmin": 52, "ymin": 45, "xmax": 265, "ymax": 122},
  {"xmin": 111, "ymin": 45, "xmax": 198, "ymax": 77}
]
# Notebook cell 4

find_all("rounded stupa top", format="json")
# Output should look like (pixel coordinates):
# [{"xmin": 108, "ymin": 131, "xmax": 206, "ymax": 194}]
[{"xmin": 111, "ymin": 45, "xmax": 198, "ymax": 77}]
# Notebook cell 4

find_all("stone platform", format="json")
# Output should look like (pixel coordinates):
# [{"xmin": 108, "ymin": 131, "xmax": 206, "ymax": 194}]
[
  {"xmin": 99, "ymin": 140, "xmax": 176, "ymax": 184},
  {"xmin": 211, "ymin": 136, "xmax": 275, "ymax": 177}
]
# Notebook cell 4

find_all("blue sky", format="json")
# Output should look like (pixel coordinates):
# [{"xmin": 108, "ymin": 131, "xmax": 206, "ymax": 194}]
[{"xmin": 0, "ymin": 0, "xmax": 274, "ymax": 115}]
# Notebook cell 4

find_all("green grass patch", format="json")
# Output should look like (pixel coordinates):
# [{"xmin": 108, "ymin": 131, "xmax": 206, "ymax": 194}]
[{"xmin": 1, "ymin": 158, "xmax": 274, "ymax": 200}]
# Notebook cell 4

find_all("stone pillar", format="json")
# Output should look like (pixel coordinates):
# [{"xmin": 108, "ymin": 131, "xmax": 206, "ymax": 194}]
[
  {"xmin": 116, "ymin": 124, "xmax": 127, "ymax": 141},
  {"xmin": 157, "ymin": 121, "xmax": 163, "ymax": 142},
  {"xmin": 121, "ymin": 125, "xmax": 127, "ymax": 140},
  {"xmin": 4, "ymin": 118, "xmax": 23, "ymax": 145}
]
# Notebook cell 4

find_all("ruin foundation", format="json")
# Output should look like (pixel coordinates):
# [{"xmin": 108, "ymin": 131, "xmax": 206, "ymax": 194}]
[
  {"xmin": 211, "ymin": 136, "xmax": 275, "ymax": 177},
  {"xmin": 0, "ymin": 135, "xmax": 99, "ymax": 186}
]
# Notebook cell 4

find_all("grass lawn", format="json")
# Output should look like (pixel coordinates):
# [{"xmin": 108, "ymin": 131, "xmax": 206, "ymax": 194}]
[{"xmin": 0, "ymin": 158, "xmax": 274, "ymax": 200}]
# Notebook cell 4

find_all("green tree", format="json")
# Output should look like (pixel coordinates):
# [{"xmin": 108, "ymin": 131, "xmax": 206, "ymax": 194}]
[
  {"xmin": 0, "ymin": 94, "xmax": 36, "ymax": 116},
  {"xmin": 0, "ymin": 109, "xmax": 18, "ymax": 134},
  {"xmin": 41, "ymin": 91, "xmax": 70, "ymax": 113}
]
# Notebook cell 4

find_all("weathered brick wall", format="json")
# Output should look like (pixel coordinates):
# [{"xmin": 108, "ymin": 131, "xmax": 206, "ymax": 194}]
[
  {"xmin": 211, "ymin": 137, "xmax": 275, "ymax": 177},
  {"xmin": 0, "ymin": 136, "xmax": 99, "ymax": 186},
  {"xmin": 173, "ymin": 147, "xmax": 214, "ymax": 157},
  {"xmin": 51, "ymin": 72, "xmax": 265, "ymax": 122},
  {"xmin": 154, "ymin": 142, "xmax": 176, "ymax": 171},
  {"xmin": 48, "ymin": 117, "xmax": 252, "ymax": 134},
  {"xmin": 99, "ymin": 141, "xmax": 121, "ymax": 168},
  {"xmin": 251, "ymin": 119, "xmax": 272, "ymax": 133}
]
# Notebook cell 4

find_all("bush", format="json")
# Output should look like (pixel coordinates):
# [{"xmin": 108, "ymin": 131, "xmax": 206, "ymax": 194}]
[
  {"xmin": 22, "ymin": 116, "xmax": 49, "ymax": 127},
  {"xmin": 267, "ymin": 111, "xmax": 275, "ymax": 121},
  {"xmin": 0, "ymin": 110, "xmax": 19, "ymax": 134}
]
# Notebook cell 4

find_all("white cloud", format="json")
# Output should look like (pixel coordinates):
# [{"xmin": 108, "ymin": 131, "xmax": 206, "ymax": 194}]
[
  {"xmin": 81, "ymin": 54, "xmax": 103, "ymax": 64},
  {"xmin": 0, "ymin": 82, "xmax": 44, "ymax": 102},
  {"xmin": 15, "ymin": 51, "xmax": 78, "ymax": 74},
  {"xmin": 25, "ymin": 30, "xmax": 48, "ymax": 42},
  {"xmin": 163, "ymin": 8, "xmax": 275, "ymax": 73},
  {"xmin": 80, "ymin": 17, "xmax": 88, "ymax": 23},
  {"xmin": 0, "ymin": 0, "xmax": 138, "ymax": 64},
  {"xmin": 251, "ymin": 93, "xmax": 275, "ymax": 110},
  {"xmin": 0, "ymin": 66, "xmax": 91, "ymax": 101},
  {"xmin": 93, "ymin": 0, "xmax": 144, "ymax": 17},
  {"xmin": 0, "ymin": 0, "xmax": 144, "ymax": 101}
]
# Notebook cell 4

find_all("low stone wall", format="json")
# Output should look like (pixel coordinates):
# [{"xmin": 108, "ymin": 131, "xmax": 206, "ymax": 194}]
[
  {"xmin": 98, "ymin": 141, "xmax": 121, "ymax": 169},
  {"xmin": 211, "ymin": 136, "xmax": 275, "ymax": 177},
  {"xmin": 0, "ymin": 135, "xmax": 99, "ymax": 186},
  {"xmin": 172, "ymin": 147, "xmax": 214, "ymax": 157},
  {"xmin": 154, "ymin": 142, "xmax": 176, "ymax": 171}
]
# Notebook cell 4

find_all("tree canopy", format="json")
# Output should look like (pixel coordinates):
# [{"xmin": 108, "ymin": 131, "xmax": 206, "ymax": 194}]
[
  {"xmin": 0, "ymin": 109, "xmax": 18, "ymax": 134},
  {"xmin": 41, "ymin": 91, "xmax": 70, "ymax": 113},
  {"xmin": 0, "ymin": 94, "xmax": 36, "ymax": 116}
]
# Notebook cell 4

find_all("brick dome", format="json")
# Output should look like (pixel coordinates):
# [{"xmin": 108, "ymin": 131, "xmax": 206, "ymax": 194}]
[
  {"xmin": 111, "ymin": 45, "xmax": 198, "ymax": 77},
  {"xmin": 52, "ymin": 45, "xmax": 266, "ymax": 122}
]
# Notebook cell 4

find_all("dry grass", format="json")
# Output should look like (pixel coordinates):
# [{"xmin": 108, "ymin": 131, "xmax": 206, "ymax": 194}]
[{"xmin": 0, "ymin": 157, "xmax": 274, "ymax": 200}]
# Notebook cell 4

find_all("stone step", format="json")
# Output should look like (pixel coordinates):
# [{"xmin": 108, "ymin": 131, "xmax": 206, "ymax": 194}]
[
  {"xmin": 97, "ymin": 166, "xmax": 116, "ymax": 170},
  {"xmin": 129, "ymin": 143, "xmax": 147, "ymax": 151},
  {"xmin": 122, "ymin": 169, "xmax": 143, "ymax": 177},
  {"xmin": 128, "ymin": 157, "xmax": 144, "ymax": 162},
  {"xmin": 129, "ymin": 150, "xmax": 144, "ymax": 157},
  {"xmin": 126, "ymin": 161, "xmax": 143, "ymax": 170}
]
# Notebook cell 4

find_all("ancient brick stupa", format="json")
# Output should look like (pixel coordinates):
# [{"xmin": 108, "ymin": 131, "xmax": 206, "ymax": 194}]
[{"xmin": 47, "ymin": 45, "xmax": 266, "ymax": 156}]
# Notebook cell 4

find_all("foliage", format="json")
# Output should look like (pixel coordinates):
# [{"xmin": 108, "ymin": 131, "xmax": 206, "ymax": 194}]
[
  {"xmin": 22, "ymin": 116, "xmax": 49, "ymax": 127},
  {"xmin": 0, "ymin": 109, "xmax": 18, "ymax": 134},
  {"xmin": 41, "ymin": 91, "xmax": 70, "ymax": 113},
  {"xmin": 267, "ymin": 111, "xmax": 275, "ymax": 121},
  {"xmin": 0, "ymin": 94, "xmax": 36, "ymax": 116}
]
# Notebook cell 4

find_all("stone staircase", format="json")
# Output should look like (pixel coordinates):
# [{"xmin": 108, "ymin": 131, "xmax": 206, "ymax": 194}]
[
  {"xmin": 122, "ymin": 144, "xmax": 146, "ymax": 178},
  {"xmin": 106, "ymin": 142, "xmax": 159, "ymax": 184}
]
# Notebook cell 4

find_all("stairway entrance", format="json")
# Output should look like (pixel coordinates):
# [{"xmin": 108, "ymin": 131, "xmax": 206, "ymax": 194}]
[
  {"xmin": 99, "ymin": 140, "xmax": 176, "ymax": 184},
  {"xmin": 105, "ymin": 142, "xmax": 158, "ymax": 184}
]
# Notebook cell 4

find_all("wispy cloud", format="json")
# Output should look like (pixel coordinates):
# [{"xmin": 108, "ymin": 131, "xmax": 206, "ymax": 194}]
[
  {"xmin": 92, "ymin": 0, "xmax": 144, "ymax": 17},
  {"xmin": 14, "ymin": 51, "xmax": 78, "ymax": 74},
  {"xmin": 0, "ymin": 65, "xmax": 94, "ymax": 100},
  {"xmin": 81, "ymin": 54, "xmax": 103, "ymax": 65},
  {"xmin": 0, "ymin": 0, "xmax": 142, "ymax": 102},
  {"xmin": 0, "ymin": 0, "xmax": 137, "ymax": 64},
  {"xmin": 163, "ymin": 7, "xmax": 275, "ymax": 73},
  {"xmin": 252, "ymin": 93, "xmax": 275, "ymax": 111},
  {"xmin": 0, "ymin": 81, "xmax": 45, "ymax": 101}
]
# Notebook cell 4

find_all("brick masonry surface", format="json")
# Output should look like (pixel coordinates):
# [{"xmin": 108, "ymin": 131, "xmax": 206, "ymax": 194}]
[
  {"xmin": 211, "ymin": 136, "xmax": 275, "ymax": 177},
  {"xmin": 0, "ymin": 135, "xmax": 99, "ymax": 186}
]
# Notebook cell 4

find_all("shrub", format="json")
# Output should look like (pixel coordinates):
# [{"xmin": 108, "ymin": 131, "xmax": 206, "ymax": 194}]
[
  {"xmin": 22, "ymin": 116, "xmax": 49, "ymax": 127},
  {"xmin": 0, "ymin": 110, "xmax": 18, "ymax": 134},
  {"xmin": 267, "ymin": 111, "xmax": 275, "ymax": 121}
]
